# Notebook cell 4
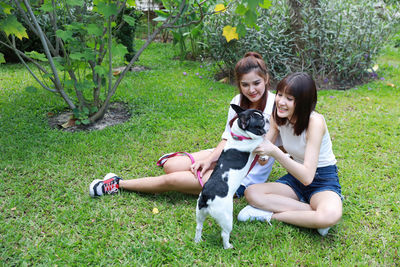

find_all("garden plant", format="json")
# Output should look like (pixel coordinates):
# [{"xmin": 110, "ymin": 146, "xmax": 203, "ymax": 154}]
[
  {"xmin": 203, "ymin": 0, "xmax": 399, "ymax": 86},
  {"xmin": 0, "ymin": 0, "xmax": 271, "ymax": 125}
]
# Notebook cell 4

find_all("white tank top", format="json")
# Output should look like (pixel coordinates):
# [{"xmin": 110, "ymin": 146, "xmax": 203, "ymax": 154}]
[{"xmin": 278, "ymin": 113, "xmax": 336, "ymax": 167}]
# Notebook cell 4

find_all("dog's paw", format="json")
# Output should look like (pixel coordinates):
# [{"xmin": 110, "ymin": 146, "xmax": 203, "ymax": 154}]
[
  {"xmin": 194, "ymin": 233, "xmax": 202, "ymax": 243},
  {"xmin": 223, "ymin": 243, "xmax": 233, "ymax": 249}
]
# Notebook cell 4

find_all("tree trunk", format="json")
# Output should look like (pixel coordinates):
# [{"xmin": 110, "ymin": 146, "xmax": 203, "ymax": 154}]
[{"xmin": 287, "ymin": 0, "xmax": 305, "ymax": 67}]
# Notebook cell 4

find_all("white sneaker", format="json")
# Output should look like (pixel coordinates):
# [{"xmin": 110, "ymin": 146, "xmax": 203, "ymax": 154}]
[
  {"xmin": 89, "ymin": 173, "xmax": 122, "ymax": 197},
  {"xmin": 317, "ymin": 227, "xmax": 330, "ymax": 237},
  {"xmin": 237, "ymin": 205, "xmax": 273, "ymax": 225}
]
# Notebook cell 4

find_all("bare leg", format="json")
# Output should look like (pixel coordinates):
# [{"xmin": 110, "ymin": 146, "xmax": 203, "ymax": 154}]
[
  {"xmin": 119, "ymin": 149, "xmax": 214, "ymax": 195},
  {"xmin": 245, "ymin": 183, "xmax": 313, "ymax": 212},
  {"xmin": 272, "ymin": 191, "xmax": 342, "ymax": 228},
  {"xmin": 245, "ymin": 183, "xmax": 342, "ymax": 228},
  {"xmin": 120, "ymin": 169, "xmax": 213, "ymax": 195},
  {"xmin": 162, "ymin": 150, "xmax": 213, "ymax": 174}
]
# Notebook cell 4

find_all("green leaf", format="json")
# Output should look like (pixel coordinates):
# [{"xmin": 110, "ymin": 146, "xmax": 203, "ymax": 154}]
[
  {"xmin": 126, "ymin": 0, "xmax": 136, "ymax": 7},
  {"xmin": 82, "ymin": 106, "xmax": 90, "ymax": 115},
  {"xmin": 153, "ymin": 16, "xmax": 167, "ymax": 22},
  {"xmin": 76, "ymin": 81, "xmax": 94, "ymax": 91},
  {"xmin": 0, "ymin": 15, "xmax": 28, "ymax": 40},
  {"xmin": 247, "ymin": 0, "xmax": 261, "ymax": 10},
  {"xmin": 259, "ymin": 0, "xmax": 272, "ymax": 9},
  {"xmin": 97, "ymin": 2, "xmax": 118, "ymax": 18},
  {"xmin": 0, "ymin": 52, "xmax": 5, "ymax": 64},
  {"xmin": 244, "ymin": 9, "xmax": 257, "ymax": 27},
  {"xmin": 81, "ymin": 119, "xmax": 90, "ymax": 125},
  {"xmin": 56, "ymin": 29, "xmax": 73, "ymax": 42},
  {"xmin": 111, "ymin": 43, "xmax": 128, "ymax": 58},
  {"xmin": 25, "ymin": 86, "xmax": 38, "ymax": 93},
  {"xmin": 0, "ymin": 2, "xmax": 13, "ymax": 14},
  {"xmin": 123, "ymin": 15, "xmax": 138, "ymax": 26},
  {"xmin": 87, "ymin": 24, "xmax": 103, "ymax": 36},
  {"xmin": 154, "ymin": 10, "xmax": 169, "ymax": 17},
  {"xmin": 67, "ymin": 0, "xmax": 84, "ymax": 6},
  {"xmin": 25, "ymin": 51, "xmax": 48, "ymax": 62},
  {"xmin": 39, "ymin": 0, "xmax": 53, "ymax": 12},
  {"xmin": 237, "ymin": 23, "xmax": 247, "ymax": 38},
  {"xmin": 94, "ymin": 65, "xmax": 107, "ymax": 77},
  {"xmin": 235, "ymin": 4, "xmax": 247, "ymax": 16},
  {"xmin": 90, "ymin": 106, "xmax": 99, "ymax": 114},
  {"xmin": 191, "ymin": 27, "xmax": 202, "ymax": 37},
  {"xmin": 70, "ymin": 52, "xmax": 85, "ymax": 61}
]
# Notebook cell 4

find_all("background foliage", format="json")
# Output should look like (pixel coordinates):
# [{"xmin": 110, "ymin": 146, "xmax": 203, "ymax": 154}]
[
  {"xmin": 0, "ymin": 36, "xmax": 399, "ymax": 264},
  {"xmin": 202, "ymin": 0, "xmax": 399, "ymax": 86}
]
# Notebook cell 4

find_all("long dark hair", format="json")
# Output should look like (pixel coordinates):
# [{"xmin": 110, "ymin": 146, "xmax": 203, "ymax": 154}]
[{"xmin": 273, "ymin": 72, "xmax": 317, "ymax": 136}]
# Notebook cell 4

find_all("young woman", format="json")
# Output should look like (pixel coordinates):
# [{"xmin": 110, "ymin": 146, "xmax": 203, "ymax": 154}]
[
  {"xmin": 89, "ymin": 52, "xmax": 279, "ymax": 198},
  {"xmin": 237, "ymin": 72, "xmax": 342, "ymax": 236}
]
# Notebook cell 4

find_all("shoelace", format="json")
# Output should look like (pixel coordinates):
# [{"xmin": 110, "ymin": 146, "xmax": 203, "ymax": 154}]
[{"xmin": 103, "ymin": 179, "xmax": 119, "ymax": 194}]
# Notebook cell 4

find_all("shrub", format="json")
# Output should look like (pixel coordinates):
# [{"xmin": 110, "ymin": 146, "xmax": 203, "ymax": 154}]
[{"xmin": 202, "ymin": 0, "xmax": 399, "ymax": 87}]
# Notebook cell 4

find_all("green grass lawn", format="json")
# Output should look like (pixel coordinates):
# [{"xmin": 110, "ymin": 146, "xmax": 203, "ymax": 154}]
[{"xmin": 1, "ymin": 39, "xmax": 399, "ymax": 265}]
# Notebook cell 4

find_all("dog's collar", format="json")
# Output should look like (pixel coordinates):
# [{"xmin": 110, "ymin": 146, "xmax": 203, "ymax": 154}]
[{"xmin": 231, "ymin": 131, "xmax": 252, "ymax": 141}]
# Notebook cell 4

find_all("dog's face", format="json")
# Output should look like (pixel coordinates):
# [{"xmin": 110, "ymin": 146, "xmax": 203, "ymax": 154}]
[{"xmin": 231, "ymin": 104, "xmax": 266, "ymax": 136}]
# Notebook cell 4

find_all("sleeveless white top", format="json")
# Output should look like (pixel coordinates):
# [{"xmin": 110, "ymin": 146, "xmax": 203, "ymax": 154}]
[
  {"xmin": 220, "ymin": 92, "xmax": 279, "ymax": 187},
  {"xmin": 278, "ymin": 113, "xmax": 336, "ymax": 167}
]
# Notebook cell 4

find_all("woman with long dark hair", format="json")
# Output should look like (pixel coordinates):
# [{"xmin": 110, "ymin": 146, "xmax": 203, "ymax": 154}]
[{"xmin": 238, "ymin": 72, "xmax": 342, "ymax": 237}]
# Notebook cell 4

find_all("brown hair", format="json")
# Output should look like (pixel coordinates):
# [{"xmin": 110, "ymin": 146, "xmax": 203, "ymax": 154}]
[
  {"xmin": 273, "ymin": 72, "xmax": 317, "ymax": 136},
  {"xmin": 229, "ymin": 52, "xmax": 271, "ymax": 127},
  {"xmin": 234, "ymin": 52, "xmax": 270, "ymax": 111}
]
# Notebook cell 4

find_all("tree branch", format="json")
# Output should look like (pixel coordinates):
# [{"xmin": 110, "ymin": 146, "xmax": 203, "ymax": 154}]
[{"xmin": 22, "ymin": 0, "xmax": 76, "ymax": 109}]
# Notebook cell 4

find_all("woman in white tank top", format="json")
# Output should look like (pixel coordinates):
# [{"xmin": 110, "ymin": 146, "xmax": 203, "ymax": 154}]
[{"xmin": 237, "ymin": 72, "xmax": 342, "ymax": 237}]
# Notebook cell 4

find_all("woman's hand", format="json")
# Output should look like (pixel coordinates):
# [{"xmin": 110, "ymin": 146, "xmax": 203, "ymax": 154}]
[
  {"xmin": 191, "ymin": 159, "xmax": 212, "ymax": 178},
  {"xmin": 254, "ymin": 139, "xmax": 277, "ymax": 158}
]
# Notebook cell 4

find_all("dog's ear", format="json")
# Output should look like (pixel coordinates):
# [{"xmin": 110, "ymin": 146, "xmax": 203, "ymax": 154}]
[{"xmin": 231, "ymin": 104, "xmax": 244, "ymax": 115}]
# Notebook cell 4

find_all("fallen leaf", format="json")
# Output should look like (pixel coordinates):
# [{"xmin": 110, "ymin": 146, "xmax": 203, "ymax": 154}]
[
  {"xmin": 11, "ymin": 207, "xmax": 16, "ymax": 211},
  {"xmin": 386, "ymin": 83, "xmax": 395, "ymax": 87},
  {"xmin": 61, "ymin": 117, "xmax": 76, "ymax": 128},
  {"xmin": 219, "ymin": 77, "xmax": 229, "ymax": 83}
]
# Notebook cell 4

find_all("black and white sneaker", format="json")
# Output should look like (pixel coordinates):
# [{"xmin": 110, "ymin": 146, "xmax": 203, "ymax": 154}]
[{"xmin": 89, "ymin": 173, "xmax": 122, "ymax": 197}]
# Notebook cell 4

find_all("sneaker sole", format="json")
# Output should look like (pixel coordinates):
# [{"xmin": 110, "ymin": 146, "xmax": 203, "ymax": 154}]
[{"xmin": 89, "ymin": 179, "xmax": 102, "ymax": 197}]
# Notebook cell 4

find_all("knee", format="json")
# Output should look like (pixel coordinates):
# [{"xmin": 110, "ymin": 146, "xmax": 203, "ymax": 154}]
[
  {"xmin": 162, "ymin": 173, "xmax": 180, "ymax": 187},
  {"xmin": 162, "ymin": 162, "xmax": 175, "ymax": 174},
  {"xmin": 244, "ymin": 185, "xmax": 262, "ymax": 205},
  {"xmin": 316, "ymin": 207, "xmax": 342, "ymax": 227}
]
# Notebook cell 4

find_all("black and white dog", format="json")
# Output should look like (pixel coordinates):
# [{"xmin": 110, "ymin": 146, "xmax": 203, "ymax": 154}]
[{"xmin": 194, "ymin": 104, "xmax": 266, "ymax": 249}]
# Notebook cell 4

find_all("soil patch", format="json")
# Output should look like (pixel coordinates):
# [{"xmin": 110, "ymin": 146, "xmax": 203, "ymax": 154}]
[{"xmin": 48, "ymin": 102, "xmax": 131, "ymax": 132}]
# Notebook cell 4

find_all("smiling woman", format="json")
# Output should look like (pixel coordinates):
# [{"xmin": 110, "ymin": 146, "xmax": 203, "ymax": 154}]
[{"xmin": 241, "ymin": 72, "xmax": 342, "ymax": 237}]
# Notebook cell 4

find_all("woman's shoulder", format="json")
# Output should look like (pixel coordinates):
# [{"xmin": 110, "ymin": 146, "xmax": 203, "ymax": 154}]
[
  {"xmin": 230, "ymin": 94, "xmax": 241, "ymax": 104},
  {"xmin": 308, "ymin": 112, "xmax": 326, "ymax": 134},
  {"xmin": 264, "ymin": 90, "xmax": 276, "ymax": 115}
]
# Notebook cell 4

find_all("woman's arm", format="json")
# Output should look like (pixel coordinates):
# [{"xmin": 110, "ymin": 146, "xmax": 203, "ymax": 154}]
[
  {"xmin": 257, "ymin": 119, "xmax": 279, "ymax": 166},
  {"xmin": 255, "ymin": 114, "xmax": 325, "ymax": 185},
  {"xmin": 191, "ymin": 139, "xmax": 226, "ymax": 177}
]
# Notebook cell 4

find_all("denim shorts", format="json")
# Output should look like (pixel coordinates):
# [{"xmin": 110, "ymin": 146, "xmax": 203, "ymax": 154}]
[{"xmin": 276, "ymin": 165, "xmax": 343, "ymax": 203}]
